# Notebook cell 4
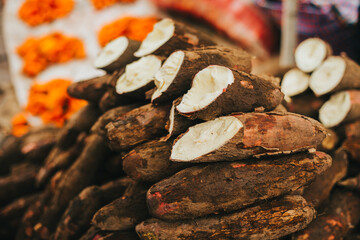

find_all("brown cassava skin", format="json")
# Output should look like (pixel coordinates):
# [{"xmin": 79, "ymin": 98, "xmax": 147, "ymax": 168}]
[
  {"xmin": 152, "ymin": 46, "xmax": 252, "ymax": 104},
  {"xmin": 283, "ymin": 91, "xmax": 326, "ymax": 119},
  {"xmin": 148, "ymin": 151, "xmax": 331, "ymax": 221},
  {"xmin": 98, "ymin": 231, "xmax": 139, "ymax": 240},
  {"xmin": 338, "ymin": 174, "xmax": 360, "ymax": 191},
  {"xmin": 54, "ymin": 178, "xmax": 134, "ymax": 240},
  {"xmin": 339, "ymin": 119, "xmax": 360, "ymax": 139},
  {"xmin": 317, "ymin": 128, "xmax": 339, "ymax": 153},
  {"xmin": 137, "ymin": 195, "xmax": 315, "ymax": 240},
  {"xmin": 337, "ymin": 90, "xmax": 360, "ymax": 126},
  {"xmin": 36, "ymin": 133, "xmax": 86, "ymax": 187},
  {"xmin": 302, "ymin": 149, "xmax": 348, "ymax": 208},
  {"xmin": 0, "ymin": 135, "xmax": 23, "ymax": 175},
  {"xmin": 106, "ymin": 103, "xmax": 171, "ymax": 151},
  {"xmin": 138, "ymin": 20, "xmax": 216, "ymax": 58},
  {"xmin": 91, "ymin": 104, "xmax": 141, "ymax": 136},
  {"xmin": 292, "ymin": 189, "xmax": 360, "ymax": 240},
  {"xmin": 20, "ymin": 126, "xmax": 59, "ymax": 163},
  {"xmin": 15, "ymin": 185, "xmax": 53, "ymax": 240},
  {"xmin": 177, "ymin": 70, "xmax": 283, "ymax": 120},
  {"xmin": 342, "ymin": 137, "xmax": 360, "ymax": 162},
  {"xmin": 319, "ymin": 55, "xmax": 360, "ymax": 95},
  {"xmin": 122, "ymin": 139, "xmax": 186, "ymax": 182},
  {"xmin": 0, "ymin": 194, "xmax": 39, "ymax": 240},
  {"xmin": 171, "ymin": 112, "xmax": 327, "ymax": 163},
  {"xmin": 56, "ymin": 104, "xmax": 101, "ymax": 149},
  {"xmin": 92, "ymin": 183, "xmax": 149, "ymax": 231},
  {"xmin": 67, "ymin": 74, "xmax": 113, "ymax": 103},
  {"xmin": 99, "ymin": 89, "xmax": 138, "ymax": 113},
  {"xmin": 98, "ymin": 38, "xmax": 141, "ymax": 72},
  {"xmin": 34, "ymin": 134, "xmax": 110, "ymax": 239},
  {"xmin": 162, "ymin": 97, "xmax": 199, "ymax": 141},
  {"xmin": 0, "ymin": 164, "xmax": 39, "ymax": 205}
]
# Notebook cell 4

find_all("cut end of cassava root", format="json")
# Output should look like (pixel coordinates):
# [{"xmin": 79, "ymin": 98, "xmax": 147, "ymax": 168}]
[
  {"xmin": 281, "ymin": 68, "xmax": 309, "ymax": 97},
  {"xmin": 134, "ymin": 18, "xmax": 175, "ymax": 57},
  {"xmin": 176, "ymin": 65, "xmax": 234, "ymax": 113},
  {"xmin": 171, "ymin": 116, "xmax": 243, "ymax": 161},
  {"xmin": 309, "ymin": 56, "xmax": 346, "ymax": 96},
  {"xmin": 295, "ymin": 38, "xmax": 330, "ymax": 73},
  {"xmin": 116, "ymin": 55, "xmax": 161, "ymax": 94},
  {"xmin": 94, "ymin": 37, "xmax": 129, "ymax": 69},
  {"xmin": 152, "ymin": 51, "xmax": 184, "ymax": 101},
  {"xmin": 319, "ymin": 91, "xmax": 351, "ymax": 128}
]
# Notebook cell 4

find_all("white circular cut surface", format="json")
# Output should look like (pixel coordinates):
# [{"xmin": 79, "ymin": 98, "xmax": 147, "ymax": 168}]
[
  {"xmin": 152, "ymin": 50, "xmax": 184, "ymax": 101},
  {"xmin": 295, "ymin": 38, "xmax": 328, "ymax": 73},
  {"xmin": 134, "ymin": 18, "xmax": 175, "ymax": 57},
  {"xmin": 309, "ymin": 56, "xmax": 346, "ymax": 96},
  {"xmin": 116, "ymin": 55, "xmax": 161, "ymax": 94},
  {"xmin": 176, "ymin": 65, "xmax": 234, "ymax": 113},
  {"xmin": 171, "ymin": 116, "xmax": 243, "ymax": 161},
  {"xmin": 281, "ymin": 68, "xmax": 310, "ymax": 97},
  {"xmin": 94, "ymin": 37, "xmax": 128, "ymax": 69},
  {"xmin": 319, "ymin": 91, "xmax": 351, "ymax": 128}
]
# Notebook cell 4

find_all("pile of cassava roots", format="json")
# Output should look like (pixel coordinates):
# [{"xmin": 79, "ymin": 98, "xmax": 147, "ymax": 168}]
[{"xmin": 1, "ymin": 18, "xmax": 360, "ymax": 240}]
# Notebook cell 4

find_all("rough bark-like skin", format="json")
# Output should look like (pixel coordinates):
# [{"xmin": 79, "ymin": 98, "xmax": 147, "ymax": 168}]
[
  {"xmin": 140, "ymin": 20, "xmax": 216, "ymax": 58},
  {"xmin": 54, "ymin": 178, "xmax": 134, "ymax": 240},
  {"xmin": 92, "ymin": 183, "xmax": 149, "ymax": 231},
  {"xmin": 106, "ymin": 103, "xmax": 171, "ymax": 151},
  {"xmin": 0, "ymin": 164, "xmax": 39, "ymax": 205},
  {"xmin": 302, "ymin": 149, "xmax": 348, "ymax": 208},
  {"xmin": 320, "ymin": 55, "xmax": 360, "ymax": 95},
  {"xmin": 36, "ymin": 133, "xmax": 86, "ymax": 187},
  {"xmin": 91, "ymin": 104, "xmax": 141, "ymax": 136},
  {"xmin": 34, "ymin": 134, "xmax": 110, "ymax": 239},
  {"xmin": 99, "ymin": 39, "xmax": 141, "ymax": 72},
  {"xmin": 171, "ymin": 112, "xmax": 327, "ymax": 163},
  {"xmin": 148, "ymin": 151, "xmax": 331, "ymax": 221},
  {"xmin": 338, "ymin": 174, "xmax": 360, "ymax": 191},
  {"xmin": 342, "ymin": 137, "xmax": 360, "ymax": 162},
  {"xmin": 0, "ymin": 194, "xmax": 39, "ymax": 240},
  {"xmin": 177, "ymin": 70, "xmax": 283, "ymax": 120},
  {"xmin": 67, "ymin": 75, "xmax": 113, "ymax": 102},
  {"xmin": 99, "ymin": 89, "xmax": 138, "ymax": 113},
  {"xmin": 20, "ymin": 126, "xmax": 59, "ymax": 163},
  {"xmin": 137, "ymin": 195, "xmax": 315, "ymax": 240},
  {"xmin": 162, "ymin": 97, "xmax": 199, "ymax": 141},
  {"xmin": 0, "ymin": 135, "xmax": 23, "ymax": 175},
  {"xmin": 338, "ymin": 90, "xmax": 360, "ymax": 126},
  {"xmin": 56, "ymin": 104, "xmax": 101, "ymax": 149},
  {"xmin": 99, "ymin": 231, "xmax": 139, "ymax": 240},
  {"xmin": 15, "ymin": 185, "xmax": 53, "ymax": 240},
  {"xmin": 283, "ymin": 92, "xmax": 326, "ymax": 119},
  {"xmin": 293, "ymin": 189, "xmax": 360, "ymax": 240},
  {"xmin": 317, "ymin": 128, "xmax": 339, "ymax": 153},
  {"xmin": 123, "ymin": 139, "xmax": 186, "ymax": 182},
  {"xmin": 152, "ymin": 46, "xmax": 252, "ymax": 104}
]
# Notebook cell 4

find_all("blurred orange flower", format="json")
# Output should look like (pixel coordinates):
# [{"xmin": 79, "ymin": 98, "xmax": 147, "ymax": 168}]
[
  {"xmin": 19, "ymin": 0, "xmax": 74, "ymax": 26},
  {"xmin": 12, "ymin": 79, "xmax": 87, "ymax": 136},
  {"xmin": 17, "ymin": 32, "xmax": 86, "ymax": 77},
  {"xmin": 90, "ymin": 0, "xmax": 135, "ymax": 10},
  {"xmin": 98, "ymin": 16, "xmax": 157, "ymax": 46}
]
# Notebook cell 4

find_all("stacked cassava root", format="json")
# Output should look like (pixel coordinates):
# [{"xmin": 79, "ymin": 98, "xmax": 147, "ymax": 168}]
[{"xmin": 1, "ymin": 18, "xmax": 359, "ymax": 240}]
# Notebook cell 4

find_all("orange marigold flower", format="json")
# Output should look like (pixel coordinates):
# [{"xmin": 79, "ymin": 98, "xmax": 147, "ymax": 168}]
[
  {"xmin": 90, "ymin": 0, "xmax": 135, "ymax": 10},
  {"xmin": 25, "ymin": 79, "xmax": 87, "ymax": 127},
  {"xmin": 11, "ymin": 112, "xmax": 30, "ymax": 137},
  {"xmin": 17, "ymin": 32, "xmax": 86, "ymax": 77},
  {"xmin": 19, "ymin": 0, "xmax": 74, "ymax": 26},
  {"xmin": 98, "ymin": 16, "xmax": 157, "ymax": 46}
]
